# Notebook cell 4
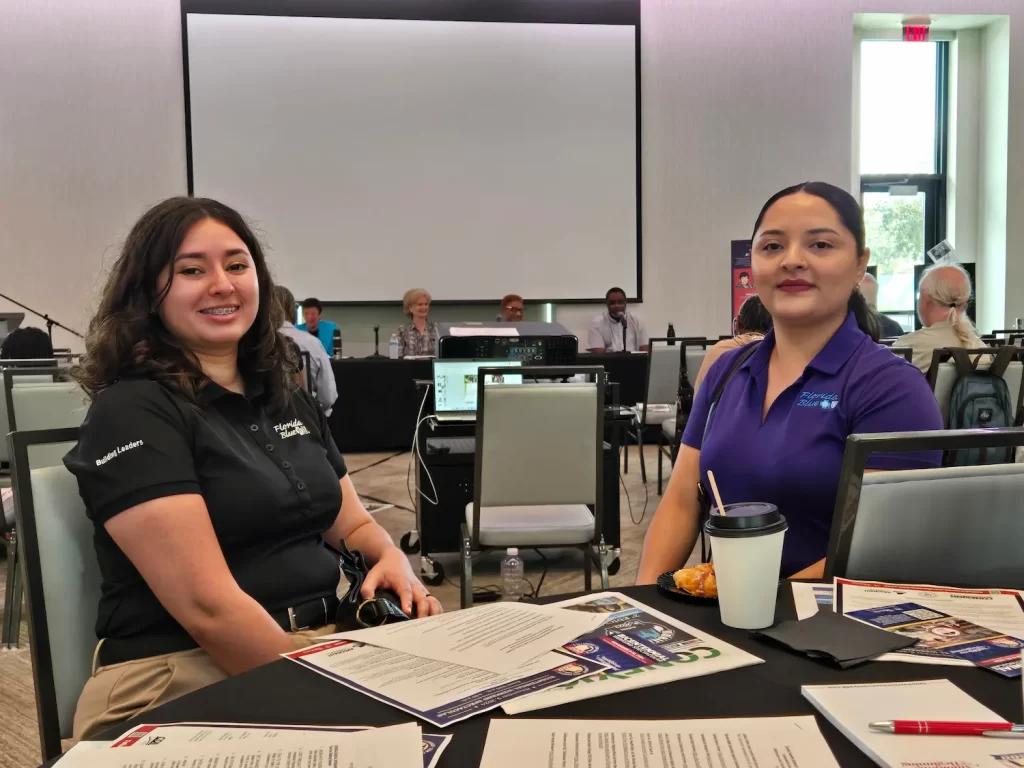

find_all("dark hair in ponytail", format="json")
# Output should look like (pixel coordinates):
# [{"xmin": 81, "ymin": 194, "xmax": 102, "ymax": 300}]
[{"xmin": 751, "ymin": 181, "xmax": 879, "ymax": 342}]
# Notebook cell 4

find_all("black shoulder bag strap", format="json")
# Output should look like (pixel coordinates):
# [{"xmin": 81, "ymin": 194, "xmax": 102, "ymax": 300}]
[{"xmin": 696, "ymin": 342, "xmax": 760, "ymax": 562}]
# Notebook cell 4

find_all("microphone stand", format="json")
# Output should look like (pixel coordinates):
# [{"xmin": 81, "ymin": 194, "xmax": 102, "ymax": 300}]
[
  {"xmin": 368, "ymin": 324, "xmax": 386, "ymax": 358},
  {"xmin": 621, "ymin": 316, "xmax": 628, "ymax": 353},
  {"xmin": 0, "ymin": 291, "xmax": 83, "ymax": 342}
]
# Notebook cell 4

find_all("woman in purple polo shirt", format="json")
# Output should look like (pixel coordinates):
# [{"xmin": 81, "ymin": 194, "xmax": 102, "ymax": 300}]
[{"xmin": 637, "ymin": 182, "xmax": 942, "ymax": 582}]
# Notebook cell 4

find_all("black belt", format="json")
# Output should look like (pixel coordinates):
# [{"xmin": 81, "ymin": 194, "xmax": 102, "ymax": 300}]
[{"xmin": 98, "ymin": 595, "xmax": 340, "ymax": 667}]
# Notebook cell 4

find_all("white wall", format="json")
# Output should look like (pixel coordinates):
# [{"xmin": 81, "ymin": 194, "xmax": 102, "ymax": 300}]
[
  {"xmin": 978, "ymin": 18, "xmax": 1012, "ymax": 332},
  {"xmin": 947, "ymin": 29, "xmax": 982, "ymax": 264},
  {"xmin": 2, "ymin": 0, "xmax": 1022, "ymax": 348},
  {"xmin": 0, "ymin": 0, "xmax": 187, "ymax": 349}
]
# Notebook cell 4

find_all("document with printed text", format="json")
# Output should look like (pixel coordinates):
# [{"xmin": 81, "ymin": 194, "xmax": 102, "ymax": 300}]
[
  {"xmin": 284, "ymin": 639, "xmax": 607, "ymax": 728},
  {"xmin": 70, "ymin": 722, "xmax": 452, "ymax": 768},
  {"xmin": 328, "ymin": 601, "xmax": 606, "ymax": 673},
  {"xmin": 479, "ymin": 717, "xmax": 841, "ymax": 768},
  {"xmin": 837, "ymin": 578, "xmax": 1024, "ymax": 675},
  {"xmin": 502, "ymin": 592, "xmax": 762, "ymax": 714},
  {"xmin": 57, "ymin": 722, "xmax": 423, "ymax": 768}
]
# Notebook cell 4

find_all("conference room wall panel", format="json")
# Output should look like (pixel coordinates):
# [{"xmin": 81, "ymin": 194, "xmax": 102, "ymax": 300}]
[{"xmin": 1, "ymin": 0, "xmax": 1022, "ymax": 351}]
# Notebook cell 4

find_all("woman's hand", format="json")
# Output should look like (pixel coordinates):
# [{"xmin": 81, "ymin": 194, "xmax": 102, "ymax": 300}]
[{"xmin": 360, "ymin": 546, "xmax": 442, "ymax": 618}]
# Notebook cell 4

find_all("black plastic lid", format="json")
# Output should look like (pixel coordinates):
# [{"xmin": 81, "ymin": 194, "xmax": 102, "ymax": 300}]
[{"xmin": 704, "ymin": 502, "xmax": 787, "ymax": 538}]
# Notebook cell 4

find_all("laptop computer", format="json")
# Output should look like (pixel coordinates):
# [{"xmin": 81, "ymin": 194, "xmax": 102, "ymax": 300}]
[{"xmin": 432, "ymin": 359, "xmax": 523, "ymax": 422}]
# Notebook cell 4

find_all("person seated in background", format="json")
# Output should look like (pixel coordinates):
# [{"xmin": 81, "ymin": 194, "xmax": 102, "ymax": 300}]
[
  {"xmin": 859, "ymin": 272, "xmax": 905, "ymax": 338},
  {"xmin": 0, "ymin": 325, "xmax": 55, "ymax": 363},
  {"xmin": 636, "ymin": 182, "xmax": 942, "ymax": 584},
  {"xmin": 275, "ymin": 286, "xmax": 338, "ymax": 416},
  {"xmin": 496, "ymin": 293, "xmax": 524, "ymax": 323},
  {"xmin": 692, "ymin": 295, "xmax": 772, "ymax": 394},
  {"xmin": 396, "ymin": 288, "xmax": 439, "ymax": 358},
  {"xmin": 64, "ymin": 197, "xmax": 439, "ymax": 740},
  {"xmin": 587, "ymin": 287, "xmax": 648, "ymax": 352},
  {"xmin": 897, "ymin": 263, "xmax": 983, "ymax": 373},
  {"xmin": 295, "ymin": 297, "xmax": 339, "ymax": 356}
]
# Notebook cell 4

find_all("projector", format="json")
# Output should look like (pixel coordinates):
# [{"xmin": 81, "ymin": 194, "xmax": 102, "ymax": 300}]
[{"xmin": 436, "ymin": 322, "xmax": 577, "ymax": 365}]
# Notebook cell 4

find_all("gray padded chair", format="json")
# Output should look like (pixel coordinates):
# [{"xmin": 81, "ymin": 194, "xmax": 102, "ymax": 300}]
[
  {"xmin": 633, "ymin": 339, "xmax": 681, "ymax": 495},
  {"xmin": 8, "ymin": 428, "xmax": 96, "ymax": 760},
  {"xmin": 0, "ymin": 363, "xmax": 60, "ymax": 465},
  {"xmin": 926, "ymin": 348, "xmax": 1023, "ymax": 428},
  {"xmin": 2, "ymin": 373, "xmax": 86, "ymax": 648},
  {"xmin": 826, "ymin": 428, "xmax": 1024, "ymax": 589},
  {"xmin": 462, "ymin": 366, "xmax": 609, "ymax": 608}
]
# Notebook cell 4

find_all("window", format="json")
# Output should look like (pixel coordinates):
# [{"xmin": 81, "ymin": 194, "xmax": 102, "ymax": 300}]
[{"xmin": 859, "ymin": 40, "xmax": 948, "ymax": 331}]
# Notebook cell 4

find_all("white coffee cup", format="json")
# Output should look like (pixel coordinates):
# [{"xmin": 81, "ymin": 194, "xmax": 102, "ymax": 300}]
[{"xmin": 705, "ymin": 502, "xmax": 787, "ymax": 630}]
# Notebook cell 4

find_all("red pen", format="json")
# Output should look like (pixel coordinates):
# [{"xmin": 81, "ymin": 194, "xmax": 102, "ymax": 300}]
[{"xmin": 869, "ymin": 720, "xmax": 1024, "ymax": 737}]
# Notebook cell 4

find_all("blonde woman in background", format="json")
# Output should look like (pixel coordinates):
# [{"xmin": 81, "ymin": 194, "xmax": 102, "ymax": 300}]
[
  {"xmin": 897, "ymin": 263, "xmax": 983, "ymax": 372},
  {"xmin": 396, "ymin": 288, "xmax": 439, "ymax": 358}
]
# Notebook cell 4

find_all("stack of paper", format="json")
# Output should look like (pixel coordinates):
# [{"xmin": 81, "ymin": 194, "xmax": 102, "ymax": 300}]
[
  {"xmin": 826, "ymin": 579, "xmax": 1024, "ymax": 676},
  {"xmin": 285, "ymin": 594, "xmax": 762, "ymax": 726},
  {"xmin": 284, "ymin": 602, "xmax": 610, "ymax": 727},
  {"xmin": 502, "ymin": 591, "xmax": 763, "ymax": 714},
  {"xmin": 61, "ymin": 722, "xmax": 425, "ymax": 767},
  {"xmin": 479, "ymin": 717, "xmax": 841, "ymax": 767},
  {"xmin": 803, "ymin": 679, "xmax": 1011, "ymax": 767}
]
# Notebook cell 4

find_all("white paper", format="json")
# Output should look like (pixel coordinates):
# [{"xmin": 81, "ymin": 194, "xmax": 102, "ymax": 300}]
[
  {"xmin": 284, "ymin": 639, "xmax": 608, "ymax": 728},
  {"xmin": 501, "ymin": 592, "xmax": 763, "ymax": 715},
  {"xmin": 328, "ymin": 602, "xmax": 605, "ymax": 673},
  {"xmin": 480, "ymin": 717, "xmax": 840, "ymax": 768},
  {"xmin": 803, "ymin": 679, "xmax": 1009, "ymax": 768},
  {"xmin": 448, "ymin": 326, "xmax": 520, "ymax": 337},
  {"xmin": 792, "ymin": 582, "xmax": 835, "ymax": 620},
  {"xmin": 98, "ymin": 722, "xmax": 451, "ymax": 768},
  {"xmin": 57, "ymin": 722, "xmax": 422, "ymax": 768},
  {"xmin": 837, "ymin": 578, "xmax": 1024, "ymax": 667}
]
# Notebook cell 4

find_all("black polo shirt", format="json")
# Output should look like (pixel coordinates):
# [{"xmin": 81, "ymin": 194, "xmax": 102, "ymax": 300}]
[{"xmin": 63, "ymin": 376, "xmax": 347, "ymax": 651}]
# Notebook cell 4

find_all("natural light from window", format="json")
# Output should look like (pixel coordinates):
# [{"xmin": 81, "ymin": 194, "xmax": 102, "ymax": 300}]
[{"xmin": 860, "ymin": 41, "xmax": 937, "ymax": 175}]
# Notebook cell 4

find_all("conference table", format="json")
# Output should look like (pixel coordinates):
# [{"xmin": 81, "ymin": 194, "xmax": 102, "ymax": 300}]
[
  {"xmin": 328, "ymin": 354, "xmax": 649, "ymax": 453},
  {"xmin": 72, "ymin": 584, "xmax": 1020, "ymax": 767}
]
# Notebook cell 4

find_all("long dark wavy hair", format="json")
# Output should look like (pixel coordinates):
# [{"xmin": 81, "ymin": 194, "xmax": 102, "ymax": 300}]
[
  {"xmin": 751, "ymin": 181, "xmax": 880, "ymax": 342},
  {"xmin": 72, "ymin": 197, "xmax": 297, "ymax": 411}
]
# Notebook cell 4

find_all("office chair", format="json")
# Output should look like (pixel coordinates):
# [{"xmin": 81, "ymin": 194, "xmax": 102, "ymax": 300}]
[
  {"xmin": 826, "ymin": 428, "xmax": 1024, "ymax": 589},
  {"xmin": 461, "ymin": 366, "xmax": 609, "ymax": 608},
  {"xmin": 7, "ymin": 428, "xmax": 95, "ymax": 761},
  {"xmin": 633, "ymin": 339, "xmax": 681, "ymax": 494}
]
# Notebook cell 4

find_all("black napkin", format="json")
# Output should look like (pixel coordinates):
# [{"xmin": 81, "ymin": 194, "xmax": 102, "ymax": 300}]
[{"xmin": 750, "ymin": 610, "xmax": 917, "ymax": 668}]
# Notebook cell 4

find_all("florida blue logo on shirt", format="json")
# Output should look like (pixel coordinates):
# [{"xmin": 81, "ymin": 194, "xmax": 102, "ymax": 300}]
[{"xmin": 797, "ymin": 391, "xmax": 839, "ymax": 410}]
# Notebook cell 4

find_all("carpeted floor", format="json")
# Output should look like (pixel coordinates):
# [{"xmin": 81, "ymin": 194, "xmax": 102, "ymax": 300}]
[{"xmin": 0, "ymin": 445, "xmax": 683, "ymax": 768}]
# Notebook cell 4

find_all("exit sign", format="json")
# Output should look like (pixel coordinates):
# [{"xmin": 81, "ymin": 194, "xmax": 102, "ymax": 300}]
[{"xmin": 903, "ymin": 25, "xmax": 930, "ymax": 42}]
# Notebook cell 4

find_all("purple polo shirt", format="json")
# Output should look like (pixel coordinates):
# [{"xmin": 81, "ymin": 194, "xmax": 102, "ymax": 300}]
[{"xmin": 682, "ymin": 311, "xmax": 943, "ymax": 576}]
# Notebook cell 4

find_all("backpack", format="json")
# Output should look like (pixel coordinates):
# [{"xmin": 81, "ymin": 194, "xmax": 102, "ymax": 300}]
[{"xmin": 945, "ymin": 346, "xmax": 1016, "ymax": 466}]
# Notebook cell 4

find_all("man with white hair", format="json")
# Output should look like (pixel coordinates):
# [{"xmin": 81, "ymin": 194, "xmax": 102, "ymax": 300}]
[
  {"xmin": 859, "ymin": 273, "xmax": 906, "ymax": 338},
  {"xmin": 897, "ymin": 263, "xmax": 983, "ymax": 373}
]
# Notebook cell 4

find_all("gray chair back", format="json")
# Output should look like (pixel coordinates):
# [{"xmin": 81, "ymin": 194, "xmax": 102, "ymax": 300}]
[
  {"xmin": 684, "ymin": 347, "xmax": 707, "ymax": 387},
  {"xmin": 0, "ymin": 365, "xmax": 61, "ymax": 464},
  {"xmin": 476, "ymin": 368, "xmax": 603, "ymax": 508},
  {"xmin": 929, "ymin": 354, "xmax": 1023, "ymax": 427},
  {"xmin": 888, "ymin": 346, "xmax": 913, "ymax": 364},
  {"xmin": 826, "ymin": 428, "xmax": 1024, "ymax": 589},
  {"xmin": 10, "ymin": 384, "xmax": 86, "ymax": 467},
  {"xmin": 641, "ymin": 339, "xmax": 681, "ymax": 417},
  {"xmin": 9, "ymin": 428, "xmax": 97, "ymax": 759}
]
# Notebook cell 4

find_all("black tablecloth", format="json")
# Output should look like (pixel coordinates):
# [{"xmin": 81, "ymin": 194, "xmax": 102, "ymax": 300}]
[
  {"xmin": 328, "ymin": 359, "xmax": 433, "ymax": 453},
  {"xmin": 577, "ymin": 352, "xmax": 648, "ymax": 407},
  {"xmin": 78, "ymin": 585, "xmax": 1021, "ymax": 767},
  {"xmin": 327, "ymin": 356, "xmax": 648, "ymax": 453}
]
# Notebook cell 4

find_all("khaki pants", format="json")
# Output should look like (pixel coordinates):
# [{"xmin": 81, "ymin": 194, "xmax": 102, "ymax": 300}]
[{"xmin": 73, "ymin": 626, "xmax": 336, "ymax": 741}]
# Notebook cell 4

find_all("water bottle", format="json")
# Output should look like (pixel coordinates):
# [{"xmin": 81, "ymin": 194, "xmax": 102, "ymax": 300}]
[
  {"xmin": 667, "ymin": 322, "xmax": 676, "ymax": 346},
  {"xmin": 332, "ymin": 328, "xmax": 343, "ymax": 360},
  {"xmin": 500, "ymin": 548, "xmax": 525, "ymax": 601},
  {"xmin": 388, "ymin": 333, "xmax": 400, "ymax": 359}
]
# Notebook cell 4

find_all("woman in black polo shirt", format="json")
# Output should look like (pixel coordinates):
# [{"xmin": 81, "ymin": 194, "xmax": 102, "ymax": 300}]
[{"xmin": 64, "ymin": 197, "xmax": 440, "ymax": 739}]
